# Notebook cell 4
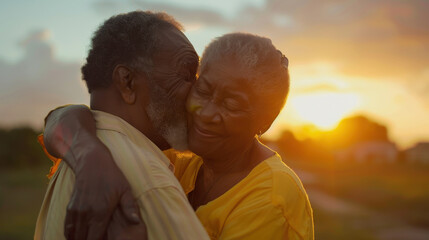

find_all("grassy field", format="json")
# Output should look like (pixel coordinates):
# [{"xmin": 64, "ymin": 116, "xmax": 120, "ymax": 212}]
[
  {"xmin": 313, "ymin": 208, "xmax": 378, "ymax": 240},
  {"xmin": 1, "ymin": 159, "xmax": 429, "ymax": 240},
  {"xmin": 0, "ymin": 164, "xmax": 50, "ymax": 240},
  {"xmin": 285, "ymin": 158, "xmax": 429, "ymax": 239}
]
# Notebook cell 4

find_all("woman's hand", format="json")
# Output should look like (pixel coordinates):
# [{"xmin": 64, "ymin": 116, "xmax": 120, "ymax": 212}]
[{"xmin": 43, "ymin": 105, "xmax": 141, "ymax": 240}]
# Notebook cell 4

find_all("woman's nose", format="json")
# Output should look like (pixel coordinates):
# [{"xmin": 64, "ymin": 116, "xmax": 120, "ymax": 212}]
[{"xmin": 197, "ymin": 101, "xmax": 221, "ymax": 123}]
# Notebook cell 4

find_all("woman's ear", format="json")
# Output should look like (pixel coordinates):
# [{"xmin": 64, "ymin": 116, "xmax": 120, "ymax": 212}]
[
  {"xmin": 259, "ymin": 122, "xmax": 273, "ymax": 135},
  {"xmin": 257, "ymin": 108, "xmax": 278, "ymax": 135},
  {"xmin": 112, "ymin": 65, "xmax": 137, "ymax": 104}
]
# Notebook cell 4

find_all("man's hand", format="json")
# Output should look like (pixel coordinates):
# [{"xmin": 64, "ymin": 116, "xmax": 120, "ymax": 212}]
[{"xmin": 63, "ymin": 139, "xmax": 141, "ymax": 240}]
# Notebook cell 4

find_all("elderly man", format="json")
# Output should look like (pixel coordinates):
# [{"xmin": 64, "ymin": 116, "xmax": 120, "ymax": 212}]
[{"xmin": 35, "ymin": 11, "xmax": 209, "ymax": 240}]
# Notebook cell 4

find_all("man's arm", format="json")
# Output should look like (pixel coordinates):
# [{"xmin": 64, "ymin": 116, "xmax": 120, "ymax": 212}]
[{"xmin": 43, "ymin": 105, "xmax": 141, "ymax": 240}]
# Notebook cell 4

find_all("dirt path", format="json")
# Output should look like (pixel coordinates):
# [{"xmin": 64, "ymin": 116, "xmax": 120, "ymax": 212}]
[{"xmin": 294, "ymin": 170, "xmax": 429, "ymax": 240}]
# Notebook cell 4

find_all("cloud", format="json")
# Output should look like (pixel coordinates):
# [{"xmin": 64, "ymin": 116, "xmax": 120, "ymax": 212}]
[
  {"xmin": 114, "ymin": 0, "xmax": 429, "ymax": 104},
  {"xmin": 89, "ymin": 0, "xmax": 429, "ymax": 106},
  {"xmin": 92, "ymin": 0, "xmax": 229, "ymax": 28},
  {"xmin": 294, "ymin": 84, "xmax": 341, "ymax": 94},
  {"xmin": 0, "ymin": 30, "xmax": 89, "ymax": 128},
  {"xmin": 230, "ymin": 0, "xmax": 429, "ymax": 79},
  {"xmin": 93, "ymin": 0, "xmax": 428, "ymax": 78},
  {"xmin": 19, "ymin": 29, "xmax": 51, "ymax": 46},
  {"xmin": 130, "ymin": 1, "xmax": 228, "ymax": 26}
]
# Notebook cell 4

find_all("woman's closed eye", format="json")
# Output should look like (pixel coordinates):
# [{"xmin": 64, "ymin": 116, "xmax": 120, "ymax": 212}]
[{"xmin": 223, "ymin": 98, "xmax": 242, "ymax": 112}]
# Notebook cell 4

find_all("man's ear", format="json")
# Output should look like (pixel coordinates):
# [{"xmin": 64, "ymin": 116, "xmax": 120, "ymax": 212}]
[{"xmin": 112, "ymin": 65, "xmax": 137, "ymax": 104}]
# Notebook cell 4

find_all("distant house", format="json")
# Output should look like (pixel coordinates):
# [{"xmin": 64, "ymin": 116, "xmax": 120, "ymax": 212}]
[
  {"xmin": 334, "ymin": 141, "xmax": 398, "ymax": 163},
  {"xmin": 404, "ymin": 142, "xmax": 429, "ymax": 164}
]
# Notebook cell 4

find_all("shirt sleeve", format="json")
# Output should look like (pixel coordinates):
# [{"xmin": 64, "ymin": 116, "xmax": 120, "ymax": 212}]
[
  {"xmin": 163, "ymin": 149, "xmax": 199, "ymax": 181},
  {"xmin": 219, "ymin": 197, "xmax": 313, "ymax": 240},
  {"xmin": 37, "ymin": 134, "xmax": 62, "ymax": 179},
  {"xmin": 40, "ymin": 104, "xmax": 89, "ymax": 178},
  {"xmin": 272, "ymin": 171, "xmax": 314, "ymax": 240},
  {"xmin": 219, "ymin": 199, "xmax": 287, "ymax": 240},
  {"xmin": 137, "ymin": 186, "xmax": 210, "ymax": 240},
  {"xmin": 43, "ymin": 104, "xmax": 75, "ymax": 127},
  {"xmin": 218, "ymin": 165, "xmax": 314, "ymax": 240}
]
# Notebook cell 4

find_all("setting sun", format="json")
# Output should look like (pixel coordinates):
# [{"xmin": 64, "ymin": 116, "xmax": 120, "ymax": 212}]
[{"xmin": 289, "ymin": 92, "xmax": 361, "ymax": 130}]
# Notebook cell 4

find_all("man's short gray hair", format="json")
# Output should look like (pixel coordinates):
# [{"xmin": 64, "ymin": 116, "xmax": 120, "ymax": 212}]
[
  {"xmin": 200, "ymin": 32, "xmax": 290, "ymax": 115},
  {"xmin": 81, "ymin": 11, "xmax": 183, "ymax": 93}
]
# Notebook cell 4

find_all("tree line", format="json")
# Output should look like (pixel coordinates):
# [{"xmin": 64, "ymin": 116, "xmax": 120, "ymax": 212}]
[
  {"xmin": 0, "ymin": 115, "xmax": 421, "ymax": 169},
  {"xmin": 0, "ymin": 127, "xmax": 49, "ymax": 168}
]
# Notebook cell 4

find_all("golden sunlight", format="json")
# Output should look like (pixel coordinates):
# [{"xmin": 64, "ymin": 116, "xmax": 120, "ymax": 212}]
[{"xmin": 289, "ymin": 92, "xmax": 361, "ymax": 130}]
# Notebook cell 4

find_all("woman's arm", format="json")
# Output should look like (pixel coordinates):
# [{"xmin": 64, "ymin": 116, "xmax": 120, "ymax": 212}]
[
  {"xmin": 43, "ymin": 105, "xmax": 141, "ymax": 240},
  {"xmin": 43, "ymin": 105, "xmax": 97, "ymax": 169}
]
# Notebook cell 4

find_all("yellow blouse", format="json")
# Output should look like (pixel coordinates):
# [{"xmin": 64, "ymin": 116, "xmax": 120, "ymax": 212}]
[{"xmin": 165, "ymin": 150, "xmax": 314, "ymax": 240}]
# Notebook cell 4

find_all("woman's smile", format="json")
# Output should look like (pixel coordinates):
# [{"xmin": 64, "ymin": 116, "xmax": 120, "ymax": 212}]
[{"xmin": 190, "ymin": 121, "xmax": 223, "ymax": 140}]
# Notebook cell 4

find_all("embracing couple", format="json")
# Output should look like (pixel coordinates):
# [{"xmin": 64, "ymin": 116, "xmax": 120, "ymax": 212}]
[{"xmin": 35, "ymin": 11, "xmax": 313, "ymax": 240}]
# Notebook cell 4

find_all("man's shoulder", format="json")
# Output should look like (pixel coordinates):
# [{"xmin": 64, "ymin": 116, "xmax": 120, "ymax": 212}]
[
  {"xmin": 96, "ymin": 129, "xmax": 181, "ymax": 195},
  {"xmin": 96, "ymin": 128, "xmax": 168, "ymax": 165}
]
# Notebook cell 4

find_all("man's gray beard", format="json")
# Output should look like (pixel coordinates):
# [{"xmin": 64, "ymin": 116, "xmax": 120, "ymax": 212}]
[{"xmin": 145, "ymin": 87, "xmax": 188, "ymax": 151}]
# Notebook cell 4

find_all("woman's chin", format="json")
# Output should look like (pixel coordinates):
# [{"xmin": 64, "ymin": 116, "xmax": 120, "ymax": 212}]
[{"xmin": 187, "ymin": 138, "xmax": 203, "ymax": 156}]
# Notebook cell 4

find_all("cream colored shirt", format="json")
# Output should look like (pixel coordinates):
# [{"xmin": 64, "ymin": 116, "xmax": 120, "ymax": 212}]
[{"xmin": 35, "ymin": 110, "xmax": 209, "ymax": 240}]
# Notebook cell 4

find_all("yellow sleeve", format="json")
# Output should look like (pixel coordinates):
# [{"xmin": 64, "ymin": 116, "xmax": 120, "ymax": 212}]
[
  {"xmin": 219, "ymin": 197, "xmax": 287, "ymax": 240},
  {"xmin": 37, "ymin": 134, "xmax": 62, "ymax": 179},
  {"xmin": 219, "ymin": 165, "xmax": 314, "ymax": 240},
  {"xmin": 162, "ymin": 149, "xmax": 180, "ymax": 165},
  {"xmin": 273, "ymin": 170, "xmax": 314, "ymax": 240},
  {"xmin": 163, "ymin": 149, "xmax": 199, "ymax": 180}
]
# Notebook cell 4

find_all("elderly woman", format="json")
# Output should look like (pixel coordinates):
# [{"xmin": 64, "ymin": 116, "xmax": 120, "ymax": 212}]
[{"xmin": 43, "ymin": 33, "xmax": 313, "ymax": 239}]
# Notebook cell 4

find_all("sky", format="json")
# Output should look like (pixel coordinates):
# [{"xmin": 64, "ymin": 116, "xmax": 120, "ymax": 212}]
[{"xmin": 0, "ymin": 0, "xmax": 428, "ymax": 149}]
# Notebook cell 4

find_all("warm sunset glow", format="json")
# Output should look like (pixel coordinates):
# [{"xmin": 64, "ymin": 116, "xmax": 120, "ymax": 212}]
[{"xmin": 289, "ymin": 92, "xmax": 361, "ymax": 130}]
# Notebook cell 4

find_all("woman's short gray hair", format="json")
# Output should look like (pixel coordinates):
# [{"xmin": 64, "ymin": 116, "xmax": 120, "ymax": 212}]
[{"xmin": 200, "ymin": 32, "xmax": 290, "ymax": 115}]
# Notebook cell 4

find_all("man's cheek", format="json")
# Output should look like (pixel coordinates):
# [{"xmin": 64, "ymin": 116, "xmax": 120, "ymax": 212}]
[{"xmin": 173, "ymin": 81, "xmax": 192, "ymax": 103}]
